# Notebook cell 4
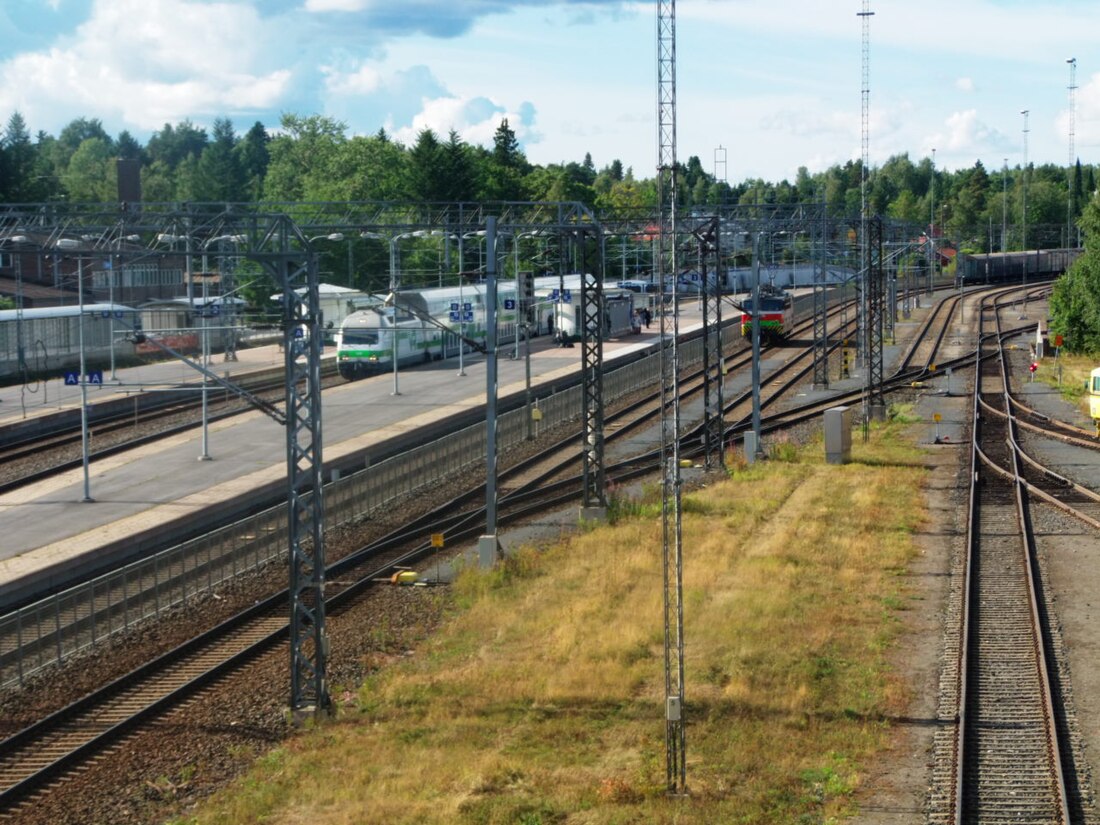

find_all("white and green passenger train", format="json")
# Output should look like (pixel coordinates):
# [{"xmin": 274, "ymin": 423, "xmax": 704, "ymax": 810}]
[{"xmin": 335, "ymin": 277, "xmax": 638, "ymax": 380}]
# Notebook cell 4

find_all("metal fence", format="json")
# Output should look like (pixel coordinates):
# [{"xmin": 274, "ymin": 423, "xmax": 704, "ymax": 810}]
[{"xmin": 0, "ymin": 323, "xmax": 735, "ymax": 689}]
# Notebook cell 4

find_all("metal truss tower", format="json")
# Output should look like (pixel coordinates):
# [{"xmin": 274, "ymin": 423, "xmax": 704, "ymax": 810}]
[
  {"xmin": 578, "ymin": 230, "xmax": 606, "ymax": 511},
  {"xmin": 656, "ymin": 0, "xmax": 687, "ymax": 795},
  {"xmin": 866, "ymin": 216, "xmax": 885, "ymax": 418},
  {"xmin": 812, "ymin": 204, "xmax": 829, "ymax": 389},
  {"xmin": 858, "ymin": 1, "xmax": 876, "ymax": 422},
  {"xmin": 270, "ymin": 225, "xmax": 331, "ymax": 720},
  {"xmin": 1067, "ymin": 57, "xmax": 1078, "ymax": 246},
  {"xmin": 857, "ymin": 0, "xmax": 873, "ymax": 366},
  {"xmin": 696, "ymin": 218, "xmax": 724, "ymax": 469}
]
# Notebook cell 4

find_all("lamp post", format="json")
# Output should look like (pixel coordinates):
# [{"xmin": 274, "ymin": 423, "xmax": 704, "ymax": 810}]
[
  {"xmin": 1067, "ymin": 57, "xmax": 1078, "ymax": 248},
  {"xmin": 1, "ymin": 235, "xmax": 29, "ymax": 373},
  {"xmin": 1020, "ymin": 110, "xmax": 1030, "ymax": 319},
  {"xmin": 107, "ymin": 234, "xmax": 141, "ymax": 380},
  {"xmin": 513, "ymin": 230, "xmax": 544, "ymax": 363},
  {"xmin": 361, "ymin": 230, "xmax": 433, "ymax": 396},
  {"xmin": 929, "ymin": 148, "xmax": 936, "ymax": 296},
  {"xmin": 56, "ymin": 238, "xmax": 93, "ymax": 502},
  {"xmin": 155, "ymin": 231, "xmax": 196, "ymax": 310},
  {"xmin": 457, "ymin": 275, "xmax": 467, "ymax": 377},
  {"xmin": 192, "ymin": 234, "xmax": 249, "ymax": 461}
]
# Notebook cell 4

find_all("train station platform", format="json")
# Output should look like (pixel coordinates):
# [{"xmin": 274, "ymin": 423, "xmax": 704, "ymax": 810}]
[
  {"xmin": 0, "ymin": 340, "xmax": 297, "ymax": 427},
  {"xmin": 0, "ymin": 287, "xmax": 991, "ymax": 607},
  {"xmin": 0, "ymin": 308, "xmax": 703, "ymax": 604}
]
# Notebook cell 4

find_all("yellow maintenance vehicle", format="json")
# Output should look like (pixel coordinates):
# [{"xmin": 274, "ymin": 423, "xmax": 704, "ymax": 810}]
[{"xmin": 1089, "ymin": 367, "xmax": 1100, "ymax": 435}]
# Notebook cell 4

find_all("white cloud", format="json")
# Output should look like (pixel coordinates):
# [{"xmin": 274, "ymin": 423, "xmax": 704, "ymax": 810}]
[
  {"xmin": 761, "ymin": 106, "xmax": 854, "ymax": 140},
  {"xmin": 923, "ymin": 109, "xmax": 1005, "ymax": 164},
  {"xmin": 0, "ymin": 0, "xmax": 291, "ymax": 134},
  {"xmin": 392, "ymin": 94, "xmax": 534, "ymax": 148},
  {"xmin": 323, "ymin": 64, "xmax": 383, "ymax": 96},
  {"xmin": 1074, "ymin": 71, "xmax": 1100, "ymax": 150},
  {"xmin": 305, "ymin": 0, "xmax": 369, "ymax": 10}
]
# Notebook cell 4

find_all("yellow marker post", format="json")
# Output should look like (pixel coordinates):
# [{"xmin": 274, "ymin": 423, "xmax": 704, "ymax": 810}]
[
  {"xmin": 933, "ymin": 412, "xmax": 942, "ymax": 443},
  {"xmin": 431, "ymin": 533, "xmax": 444, "ymax": 548}
]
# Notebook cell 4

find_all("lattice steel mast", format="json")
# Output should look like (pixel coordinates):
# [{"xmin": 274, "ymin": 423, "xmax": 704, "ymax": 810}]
[
  {"xmin": 274, "ymin": 223, "xmax": 331, "ymax": 721},
  {"xmin": 1067, "ymin": 57, "xmax": 1078, "ymax": 247},
  {"xmin": 578, "ymin": 229, "xmax": 606, "ymax": 512},
  {"xmin": 858, "ymin": 1, "xmax": 883, "ymax": 422},
  {"xmin": 812, "ymin": 202, "xmax": 829, "ymax": 389},
  {"xmin": 697, "ymin": 218, "xmax": 723, "ymax": 470},
  {"xmin": 656, "ymin": 0, "xmax": 686, "ymax": 795}
]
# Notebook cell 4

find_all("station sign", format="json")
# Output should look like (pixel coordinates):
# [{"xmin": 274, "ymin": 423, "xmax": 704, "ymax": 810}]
[
  {"xmin": 504, "ymin": 299, "xmax": 516, "ymax": 310},
  {"xmin": 64, "ymin": 371, "xmax": 103, "ymax": 385},
  {"xmin": 549, "ymin": 289, "xmax": 572, "ymax": 304}
]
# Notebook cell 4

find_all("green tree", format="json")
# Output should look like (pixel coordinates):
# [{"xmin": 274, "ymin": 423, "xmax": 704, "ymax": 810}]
[
  {"xmin": 524, "ymin": 164, "xmax": 590, "ymax": 204},
  {"xmin": 32, "ymin": 131, "xmax": 62, "ymax": 201},
  {"xmin": 407, "ymin": 128, "xmax": 445, "ymax": 202},
  {"xmin": 1050, "ymin": 193, "xmax": 1100, "ymax": 352},
  {"xmin": 491, "ymin": 118, "xmax": 524, "ymax": 170},
  {"xmin": 235, "ymin": 121, "xmax": 270, "ymax": 201},
  {"xmin": 61, "ymin": 137, "xmax": 114, "ymax": 201},
  {"xmin": 263, "ymin": 113, "xmax": 346, "ymax": 201},
  {"xmin": 480, "ymin": 118, "xmax": 527, "ymax": 200},
  {"xmin": 437, "ymin": 130, "xmax": 476, "ymax": 202},
  {"xmin": 146, "ymin": 120, "xmax": 207, "ymax": 170},
  {"xmin": 3, "ymin": 112, "xmax": 38, "ymax": 202},
  {"xmin": 115, "ymin": 130, "xmax": 142, "ymax": 161},
  {"xmin": 592, "ymin": 173, "xmax": 654, "ymax": 213},
  {"xmin": 195, "ymin": 117, "xmax": 246, "ymax": 202},
  {"xmin": 332, "ymin": 133, "xmax": 408, "ymax": 201}
]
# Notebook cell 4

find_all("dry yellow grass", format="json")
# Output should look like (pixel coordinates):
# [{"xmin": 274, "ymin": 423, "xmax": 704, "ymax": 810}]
[{"xmin": 173, "ymin": 419, "xmax": 928, "ymax": 825}]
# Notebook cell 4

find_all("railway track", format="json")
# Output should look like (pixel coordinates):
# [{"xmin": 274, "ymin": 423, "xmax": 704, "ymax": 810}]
[
  {"xmin": 933, "ymin": 289, "xmax": 1091, "ymax": 824},
  {"xmin": 0, "ymin": 286, "xmax": 1003, "ymax": 816}
]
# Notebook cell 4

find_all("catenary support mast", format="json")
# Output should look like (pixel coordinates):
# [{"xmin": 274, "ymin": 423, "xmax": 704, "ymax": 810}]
[{"xmin": 656, "ymin": 0, "xmax": 686, "ymax": 795}]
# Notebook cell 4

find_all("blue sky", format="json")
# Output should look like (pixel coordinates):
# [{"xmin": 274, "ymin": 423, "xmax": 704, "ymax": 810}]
[{"xmin": 0, "ymin": 0, "xmax": 1097, "ymax": 183}]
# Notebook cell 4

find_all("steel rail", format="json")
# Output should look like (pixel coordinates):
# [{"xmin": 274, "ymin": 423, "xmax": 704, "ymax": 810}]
[{"xmin": 0, "ymin": 286, "xmax": 978, "ymax": 812}]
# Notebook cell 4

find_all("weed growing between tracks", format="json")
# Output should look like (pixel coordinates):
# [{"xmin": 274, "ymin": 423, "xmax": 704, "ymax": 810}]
[{"xmin": 172, "ymin": 418, "xmax": 929, "ymax": 825}]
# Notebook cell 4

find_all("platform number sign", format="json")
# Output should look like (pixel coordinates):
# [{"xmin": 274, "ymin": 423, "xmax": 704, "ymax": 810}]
[
  {"xmin": 504, "ymin": 298, "xmax": 516, "ymax": 310},
  {"xmin": 462, "ymin": 302, "xmax": 473, "ymax": 322},
  {"xmin": 449, "ymin": 302, "xmax": 460, "ymax": 322},
  {"xmin": 64, "ymin": 370, "xmax": 103, "ymax": 385}
]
